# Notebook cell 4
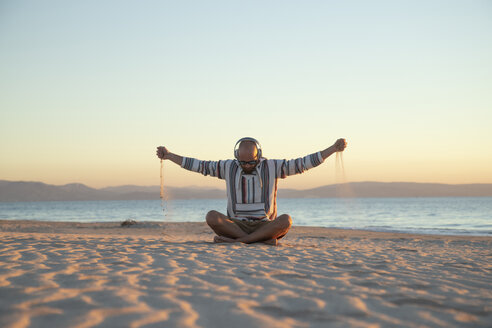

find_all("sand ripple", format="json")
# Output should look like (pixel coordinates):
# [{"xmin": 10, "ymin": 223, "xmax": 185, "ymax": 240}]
[{"xmin": 0, "ymin": 221, "xmax": 491, "ymax": 327}]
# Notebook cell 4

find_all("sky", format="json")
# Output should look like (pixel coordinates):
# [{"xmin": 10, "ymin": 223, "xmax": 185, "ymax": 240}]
[{"xmin": 1, "ymin": 0, "xmax": 491, "ymax": 190}]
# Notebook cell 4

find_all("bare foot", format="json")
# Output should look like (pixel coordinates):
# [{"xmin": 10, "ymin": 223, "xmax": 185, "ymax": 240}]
[
  {"xmin": 262, "ymin": 238, "xmax": 278, "ymax": 246},
  {"xmin": 213, "ymin": 235, "xmax": 237, "ymax": 243},
  {"xmin": 213, "ymin": 236, "xmax": 278, "ymax": 245}
]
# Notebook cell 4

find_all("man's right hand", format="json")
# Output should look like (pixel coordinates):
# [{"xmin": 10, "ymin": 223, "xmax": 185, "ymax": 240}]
[
  {"xmin": 334, "ymin": 138, "xmax": 347, "ymax": 152},
  {"xmin": 156, "ymin": 146, "xmax": 169, "ymax": 160}
]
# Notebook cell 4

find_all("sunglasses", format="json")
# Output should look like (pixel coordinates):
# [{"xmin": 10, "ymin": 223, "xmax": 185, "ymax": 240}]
[{"xmin": 239, "ymin": 160, "xmax": 258, "ymax": 166}]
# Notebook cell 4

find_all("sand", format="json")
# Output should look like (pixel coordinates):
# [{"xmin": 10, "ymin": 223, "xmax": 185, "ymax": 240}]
[{"xmin": 0, "ymin": 220, "xmax": 490, "ymax": 328}]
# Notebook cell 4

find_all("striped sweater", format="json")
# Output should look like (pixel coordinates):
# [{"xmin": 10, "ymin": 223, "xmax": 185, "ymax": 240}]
[{"xmin": 181, "ymin": 152, "xmax": 324, "ymax": 221}]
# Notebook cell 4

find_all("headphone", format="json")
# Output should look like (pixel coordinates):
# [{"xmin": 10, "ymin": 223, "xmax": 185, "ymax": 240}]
[{"xmin": 234, "ymin": 137, "xmax": 262, "ymax": 160}]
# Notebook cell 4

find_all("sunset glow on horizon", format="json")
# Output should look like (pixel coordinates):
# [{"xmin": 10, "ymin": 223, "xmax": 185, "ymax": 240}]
[{"xmin": 1, "ymin": 1, "xmax": 491, "ymax": 190}]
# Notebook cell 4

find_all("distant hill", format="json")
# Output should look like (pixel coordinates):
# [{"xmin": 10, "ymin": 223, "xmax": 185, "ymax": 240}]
[
  {"xmin": 0, "ymin": 180, "xmax": 491, "ymax": 202},
  {"xmin": 0, "ymin": 181, "xmax": 225, "ymax": 202},
  {"xmin": 279, "ymin": 182, "xmax": 492, "ymax": 198}
]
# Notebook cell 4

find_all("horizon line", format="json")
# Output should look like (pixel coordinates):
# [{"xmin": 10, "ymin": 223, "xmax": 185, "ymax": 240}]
[{"xmin": 2, "ymin": 179, "xmax": 492, "ymax": 190}]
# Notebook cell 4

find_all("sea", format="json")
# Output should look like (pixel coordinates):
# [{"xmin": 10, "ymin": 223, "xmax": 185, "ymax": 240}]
[{"xmin": 1, "ymin": 197, "xmax": 491, "ymax": 236}]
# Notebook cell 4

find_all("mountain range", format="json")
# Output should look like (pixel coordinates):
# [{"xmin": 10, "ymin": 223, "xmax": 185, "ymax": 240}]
[{"xmin": 1, "ymin": 180, "xmax": 491, "ymax": 202}]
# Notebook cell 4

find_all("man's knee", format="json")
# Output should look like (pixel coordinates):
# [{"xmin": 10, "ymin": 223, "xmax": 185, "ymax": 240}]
[
  {"xmin": 277, "ymin": 214, "xmax": 292, "ymax": 229},
  {"xmin": 206, "ymin": 210, "xmax": 222, "ymax": 226}
]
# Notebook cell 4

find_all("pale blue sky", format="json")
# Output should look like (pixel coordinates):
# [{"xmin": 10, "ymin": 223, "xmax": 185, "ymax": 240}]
[{"xmin": 1, "ymin": 0, "xmax": 491, "ymax": 188}]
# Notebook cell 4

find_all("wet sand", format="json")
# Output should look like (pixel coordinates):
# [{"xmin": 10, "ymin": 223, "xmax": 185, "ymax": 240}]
[{"xmin": 0, "ymin": 220, "xmax": 491, "ymax": 327}]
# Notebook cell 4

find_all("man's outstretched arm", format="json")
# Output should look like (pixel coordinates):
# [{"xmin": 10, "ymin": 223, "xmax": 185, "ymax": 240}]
[
  {"xmin": 275, "ymin": 138, "xmax": 347, "ymax": 178},
  {"xmin": 156, "ymin": 146, "xmax": 183, "ymax": 166},
  {"xmin": 156, "ymin": 146, "xmax": 226, "ymax": 179},
  {"xmin": 320, "ymin": 138, "xmax": 347, "ymax": 160}
]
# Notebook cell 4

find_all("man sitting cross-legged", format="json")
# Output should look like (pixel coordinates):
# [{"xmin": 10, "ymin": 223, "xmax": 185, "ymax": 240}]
[{"xmin": 156, "ymin": 137, "xmax": 347, "ymax": 245}]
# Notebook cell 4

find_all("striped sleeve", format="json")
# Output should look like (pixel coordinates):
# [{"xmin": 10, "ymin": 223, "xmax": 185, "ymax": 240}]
[
  {"xmin": 275, "ymin": 151, "xmax": 324, "ymax": 179},
  {"xmin": 181, "ymin": 157, "xmax": 227, "ymax": 179}
]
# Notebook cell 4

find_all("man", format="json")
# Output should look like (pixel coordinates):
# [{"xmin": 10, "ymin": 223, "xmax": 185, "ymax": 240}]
[{"xmin": 156, "ymin": 137, "xmax": 347, "ymax": 245}]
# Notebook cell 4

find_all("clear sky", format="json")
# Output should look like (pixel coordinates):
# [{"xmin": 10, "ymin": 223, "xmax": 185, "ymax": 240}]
[{"xmin": 1, "ymin": 0, "xmax": 491, "ymax": 190}]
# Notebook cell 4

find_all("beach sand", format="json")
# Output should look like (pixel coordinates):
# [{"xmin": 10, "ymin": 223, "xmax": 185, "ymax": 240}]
[{"xmin": 0, "ymin": 220, "xmax": 490, "ymax": 328}]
